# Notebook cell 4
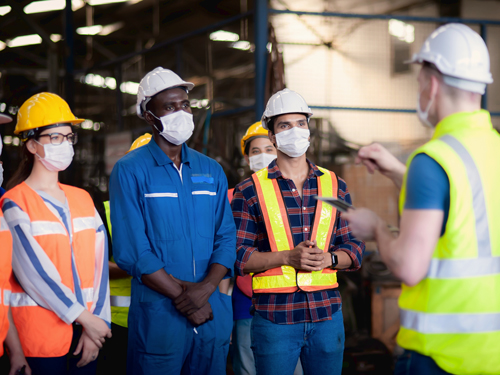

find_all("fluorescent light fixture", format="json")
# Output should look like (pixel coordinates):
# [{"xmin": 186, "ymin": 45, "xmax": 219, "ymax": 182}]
[
  {"xmin": 105, "ymin": 77, "xmax": 117, "ymax": 89},
  {"xmin": 120, "ymin": 81, "xmax": 139, "ymax": 95},
  {"xmin": 389, "ymin": 19, "xmax": 414, "ymax": 44},
  {"xmin": 87, "ymin": 0, "xmax": 128, "ymax": 5},
  {"xmin": 77, "ymin": 25, "xmax": 103, "ymax": 36},
  {"xmin": 3, "ymin": 136, "xmax": 12, "ymax": 145},
  {"xmin": 232, "ymin": 41, "xmax": 251, "ymax": 51},
  {"xmin": 24, "ymin": 0, "xmax": 84, "ymax": 14},
  {"xmin": 99, "ymin": 22, "xmax": 124, "ymax": 36},
  {"xmin": 0, "ymin": 6, "xmax": 11, "ymax": 16},
  {"xmin": 210, "ymin": 30, "xmax": 239, "ymax": 42},
  {"xmin": 81, "ymin": 119, "xmax": 93, "ymax": 129},
  {"xmin": 8, "ymin": 34, "xmax": 42, "ymax": 48},
  {"xmin": 12, "ymin": 137, "xmax": 20, "ymax": 146},
  {"xmin": 0, "ymin": 41, "xmax": 6, "ymax": 51},
  {"xmin": 50, "ymin": 34, "xmax": 62, "ymax": 42}
]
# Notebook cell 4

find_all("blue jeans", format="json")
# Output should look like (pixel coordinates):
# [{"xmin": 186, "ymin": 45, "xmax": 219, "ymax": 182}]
[
  {"xmin": 394, "ymin": 350, "xmax": 452, "ymax": 375},
  {"xmin": 251, "ymin": 309, "xmax": 344, "ymax": 375},
  {"xmin": 233, "ymin": 319, "xmax": 303, "ymax": 375}
]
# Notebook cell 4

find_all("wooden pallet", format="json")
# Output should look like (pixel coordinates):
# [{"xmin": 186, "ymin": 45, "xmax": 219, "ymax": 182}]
[{"xmin": 371, "ymin": 282, "xmax": 402, "ymax": 352}]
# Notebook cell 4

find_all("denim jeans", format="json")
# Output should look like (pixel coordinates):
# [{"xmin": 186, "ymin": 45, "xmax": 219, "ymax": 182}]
[
  {"xmin": 233, "ymin": 318, "xmax": 303, "ymax": 375},
  {"xmin": 251, "ymin": 309, "xmax": 344, "ymax": 375},
  {"xmin": 394, "ymin": 350, "xmax": 452, "ymax": 375}
]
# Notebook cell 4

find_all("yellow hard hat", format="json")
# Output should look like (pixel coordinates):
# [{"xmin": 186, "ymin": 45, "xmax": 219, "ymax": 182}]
[
  {"xmin": 128, "ymin": 133, "xmax": 152, "ymax": 153},
  {"xmin": 15, "ymin": 92, "xmax": 84, "ymax": 139},
  {"xmin": 240, "ymin": 121, "xmax": 269, "ymax": 155}
]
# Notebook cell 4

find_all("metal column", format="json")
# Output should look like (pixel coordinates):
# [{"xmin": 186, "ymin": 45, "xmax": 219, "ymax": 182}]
[
  {"xmin": 65, "ymin": 0, "xmax": 75, "ymax": 109},
  {"xmin": 115, "ymin": 65, "xmax": 124, "ymax": 132},
  {"xmin": 480, "ymin": 24, "xmax": 487, "ymax": 110},
  {"xmin": 254, "ymin": 0, "xmax": 268, "ymax": 121}
]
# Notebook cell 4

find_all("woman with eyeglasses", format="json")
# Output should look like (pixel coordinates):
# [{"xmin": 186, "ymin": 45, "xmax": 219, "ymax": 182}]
[{"xmin": 1, "ymin": 93, "xmax": 111, "ymax": 375}]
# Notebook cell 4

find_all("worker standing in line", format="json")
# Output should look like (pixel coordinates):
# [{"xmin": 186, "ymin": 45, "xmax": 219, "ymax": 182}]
[
  {"xmin": 1, "ymin": 93, "xmax": 111, "ymax": 375},
  {"xmin": 344, "ymin": 24, "xmax": 500, "ymax": 375},
  {"xmin": 109, "ymin": 67, "xmax": 236, "ymax": 375},
  {"xmin": 98, "ymin": 134, "xmax": 151, "ymax": 375},
  {"xmin": 0, "ymin": 113, "xmax": 31, "ymax": 375},
  {"xmin": 231, "ymin": 89, "xmax": 365, "ymax": 375}
]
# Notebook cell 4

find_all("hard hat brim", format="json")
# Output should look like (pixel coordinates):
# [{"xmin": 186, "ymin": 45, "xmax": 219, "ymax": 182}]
[{"xmin": 14, "ymin": 119, "xmax": 84, "ymax": 135}]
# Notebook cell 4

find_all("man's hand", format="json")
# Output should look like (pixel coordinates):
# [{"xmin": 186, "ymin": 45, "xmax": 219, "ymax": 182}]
[
  {"xmin": 74, "ymin": 330, "xmax": 100, "ymax": 368},
  {"xmin": 342, "ymin": 208, "xmax": 382, "ymax": 241},
  {"xmin": 355, "ymin": 143, "xmax": 406, "ymax": 188},
  {"xmin": 286, "ymin": 240, "xmax": 327, "ymax": 271},
  {"xmin": 75, "ymin": 310, "xmax": 111, "ymax": 348},
  {"xmin": 186, "ymin": 302, "xmax": 214, "ymax": 327},
  {"xmin": 8, "ymin": 354, "xmax": 31, "ymax": 375},
  {"xmin": 173, "ymin": 278, "xmax": 216, "ymax": 316}
]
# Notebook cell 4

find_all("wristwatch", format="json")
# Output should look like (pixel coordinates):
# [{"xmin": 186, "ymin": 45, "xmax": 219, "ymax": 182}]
[{"xmin": 330, "ymin": 252, "xmax": 338, "ymax": 269}]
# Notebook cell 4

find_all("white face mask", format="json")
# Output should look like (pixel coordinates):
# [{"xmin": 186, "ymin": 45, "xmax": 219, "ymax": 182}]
[
  {"xmin": 35, "ymin": 140, "xmax": 74, "ymax": 172},
  {"xmin": 275, "ymin": 127, "xmax": 310, "ymax": 158},
  {"xmin": 0, "ymin": 164, "xmax": 3, "ymax": 187},
  {"xmin": 149, "ymin": 110, "xmax": 194, "ymax": 145},
  {"xmin": 249, "ymin": 152, "xmax": 277, "ymax": 172},
  {"xmin": 416, "ymin": 83, "xmax": 435, "ymax": 128}
]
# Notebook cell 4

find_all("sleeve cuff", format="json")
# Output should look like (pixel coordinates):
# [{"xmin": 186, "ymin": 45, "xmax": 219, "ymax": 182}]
[
  {"xmin": 334, "ymin": 246, "xmax": 361, "ymax": 271},
  {"xmin": 63, "ymin": 302, "xmax": 86, "ymax": 325},
  {"xmin": 209, "ymin": 252, "xmax": 235, "ymax": 278},
  {"xmin": 135, "ymin": 251, "xmax": 165, "ymax": 283},
  {"xmin": 235, "ymin": 247, "xmax": 257, "ymax": 276}
]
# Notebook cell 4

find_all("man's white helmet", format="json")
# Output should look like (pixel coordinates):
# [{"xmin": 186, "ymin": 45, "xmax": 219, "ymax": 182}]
[
  {"xmin": 136, "ymin": 67, "xmax": 195, "ymax": 119},
  {"xmin": 261, "ymin": 88, "xmax": 313, "ymax": 130},
  {"xmin": 407, "ymin": 23, "xmax": 493, "ymax": 94}
]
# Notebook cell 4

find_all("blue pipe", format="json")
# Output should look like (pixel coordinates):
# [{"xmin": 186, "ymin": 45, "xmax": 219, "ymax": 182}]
[
  {"xmin": 269, "ymin": 9, "xmax": 500, "ymax": 25},
  {"xmin": 254, "ymin": 0, "xmax": 268, "ymax": 121}
]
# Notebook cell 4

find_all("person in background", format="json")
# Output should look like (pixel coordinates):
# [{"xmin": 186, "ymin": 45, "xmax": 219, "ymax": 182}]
[
  {"xmin": 98, "ymin": 133, "xmax": 151, "ymax": 375},
  {"xmin": 2, "ymin": 93, "xmax": 111, "ymax": 375},
  {"xmin": 344, "ymin": 24, "xmax": 500, "ymax": 375},
  {"xmin": 0, "ymin": 113, "xmax": 31, "ymax": 375},
  {"xmin": 231, "ymin": 89, "xmax": 365, "ymax": 375},
  {"xmin": 110, "ymin": 67, "xmax": 236, "ymax": 374}
]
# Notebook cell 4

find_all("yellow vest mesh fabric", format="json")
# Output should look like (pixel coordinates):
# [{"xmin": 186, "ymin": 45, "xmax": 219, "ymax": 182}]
[{"xmin": 397, "ymin": 110, "xmax": 500, "ymax": 375}]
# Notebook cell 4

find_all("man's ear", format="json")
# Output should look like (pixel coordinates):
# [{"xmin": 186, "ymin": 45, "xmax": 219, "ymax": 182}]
[
  {"xmin": 430, "ymin": 75, "xmax": 440, "ymax": 99},
  {"xmin": 244, "ymin": 154, "xmax": 250, "ymax": 165},
  {"xmin": 268, "ymin": 130, "xmax": 276, "ymax": 146},
  {"xmin": 144, "ymin": 111, "xmax": 156, "ymax": 127}
]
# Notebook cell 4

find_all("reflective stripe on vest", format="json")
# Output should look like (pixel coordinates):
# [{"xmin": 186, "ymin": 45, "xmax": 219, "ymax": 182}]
[
  {"xmin": 251, "ymin": 166, "xmax": 339, "ymax": 293},
  {"xmin": 397, "ymin": 111, "xmax": 500, "ymax": 375},
  {"xmin": 110, "ymin": 295, "xmax": 131, "ymax": 308},
  {"xmin": 104, "ymin": 201, "xmax": 131, "ymax": 328}
]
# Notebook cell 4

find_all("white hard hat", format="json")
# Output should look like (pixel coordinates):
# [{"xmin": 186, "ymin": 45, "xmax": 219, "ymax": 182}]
[
  {"xmin": 261, "ymin": 88, "xmax": 313, "ymax": 130},
  {"xmin": 136, "ymin": 67, "xmax": 194, "ymax": 119},
  {"xmin": 407, "ymin": 23, "xmax": 493, "ymax": 94}
]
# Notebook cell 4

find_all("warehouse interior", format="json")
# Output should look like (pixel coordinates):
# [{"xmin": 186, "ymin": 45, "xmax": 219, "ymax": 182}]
[{"xmin": 1, "ymin": 0, "xmax": 499, "ymax": 373}]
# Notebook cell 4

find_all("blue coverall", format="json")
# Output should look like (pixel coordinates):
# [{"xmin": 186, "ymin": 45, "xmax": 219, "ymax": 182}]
[{"xmin": 109, "ymin": 139, "xmax": 236, "ymax": 375}]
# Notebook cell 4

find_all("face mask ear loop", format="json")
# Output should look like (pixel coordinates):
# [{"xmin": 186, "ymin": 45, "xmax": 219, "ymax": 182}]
[{"xmin": 147, "ymin": 110, "xmax": 163, "ymax": 134}]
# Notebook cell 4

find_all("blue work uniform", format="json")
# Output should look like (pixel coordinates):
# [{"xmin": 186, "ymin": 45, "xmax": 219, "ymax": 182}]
[{"xmin": 109, "ymin": 138, "xmax": 236, "ymax": 375}]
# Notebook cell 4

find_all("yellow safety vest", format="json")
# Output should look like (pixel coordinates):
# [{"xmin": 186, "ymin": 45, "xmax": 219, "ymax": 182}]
[
  {"xmin": 104, "ymin": 201, "xmax": 131, "ymax": 328},
  {"xmin": 251, "ymin": 165, "xmax": 339, "ymax": 293},
  {"xmin": 397, "ymin": 110, "xmax": 500, "ymax": 375}
]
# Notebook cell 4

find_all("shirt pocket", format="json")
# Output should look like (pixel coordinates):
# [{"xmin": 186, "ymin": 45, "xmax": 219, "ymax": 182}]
[
  {"xmin": 191, "ymin": 182, "xmax": 216, "ymax": 238},
  {"xmin": 143, "ymin": 185, "xmax": 181, "ymax": 240}
]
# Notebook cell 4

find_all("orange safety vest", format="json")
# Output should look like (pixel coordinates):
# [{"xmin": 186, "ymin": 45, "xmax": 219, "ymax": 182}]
[
  {"xmin": 4, "ymin": 182, "xmax": 97, "ymax": 358},
  {"xmin": 0, "ymin": 209, "xmax": 12, "ymax": 357},
  {"xmin": 251, "ymin": 166, "xmax": 339, "ymax": 293}
]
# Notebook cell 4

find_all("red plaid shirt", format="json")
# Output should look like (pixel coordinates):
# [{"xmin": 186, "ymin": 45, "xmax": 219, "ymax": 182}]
[{"xmin": 231, "ymin": 159, "xmax": 365, "ymax": 324}]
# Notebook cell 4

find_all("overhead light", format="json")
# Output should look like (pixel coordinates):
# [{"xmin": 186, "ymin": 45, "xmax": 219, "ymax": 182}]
[
  {"xmin": 210, "ymin": 30, "xmax": 239, "ymax": 42},
  {"xmin": 0, "ymin": 6, "xmax": 11, "ymax": 16},
  {"xmin": 87, "ymin": 0, "xmax": 129, "ymax": 5},
  {"xmin": 8, "ymin": 34, "xmax": 42, "ymax": 48},
  {"xmin": 232, "ymin": 41, "xmax": 251, "ymax": 51},
  {"xmin": 24, "ymin": 0, "xmax": 84, "ymax": 14},
  {"xmin": 50, "ymin": 34, "xmax": 62, "ymax": 42},
  {"xmin": 120, "ymin": 81, "xmax": 139, "ymax": 95},
  {"xmin": 80, "ymin": 73, "xmax": 137, "ymax": 95},
  {"xmin": 389, "ymin": 19, "xmax": 414, "ymax": 44},
  {"xmin": 0, "ymin": 41, "xmax": 6, "ymax": 51},
  {"xmin": 99, "ymin": 22, "xmax": 124, "ymax": 36},
  {"xmin": 77, "ymin": 25, "xmax": 103, "ymax": 36}
]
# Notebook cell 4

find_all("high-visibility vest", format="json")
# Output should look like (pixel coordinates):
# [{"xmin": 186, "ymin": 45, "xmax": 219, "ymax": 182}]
[
  {"xmin": 251, "ymin": 166, "xmax": 339, "ymax": 293},
  {"xmin": 103, "ymin": 201, "xmax": 131, "ymax": 328},
  {"xmin": 0, "ymin": 210, "xmax": 12, "ymax": 357},
  {"xmin": 397, "ymin": 110, "xmax": 500, "ymax": 375},
  {"xmin": 4, "ymin": 182, "xmax": 98, "ymax": 358}
]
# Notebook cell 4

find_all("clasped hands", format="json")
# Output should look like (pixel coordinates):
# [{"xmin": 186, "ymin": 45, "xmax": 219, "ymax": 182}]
[
  {"xmin": 171, "ymin": 276, "xmax": 215, "ymax": 327},
  {"xmin": 287, "ymin": 240, "xmax": 332, "ymax": 271}
]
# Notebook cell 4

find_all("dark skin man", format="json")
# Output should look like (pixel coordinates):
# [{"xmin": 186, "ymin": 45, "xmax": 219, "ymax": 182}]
[{"xmin": 140, "ymin": 87, "xmax": 229, "ymax": 326}]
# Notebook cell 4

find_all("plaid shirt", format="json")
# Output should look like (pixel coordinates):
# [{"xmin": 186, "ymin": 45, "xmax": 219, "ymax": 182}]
[{"xmin": 232, "ymin": 159, "xmax": 365, "ymax": 324}]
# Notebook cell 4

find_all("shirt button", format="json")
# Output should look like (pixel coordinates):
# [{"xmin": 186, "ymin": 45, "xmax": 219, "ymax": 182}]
[
  {"xmin": 292, "ymin": 189, "xmax": 296, "ymax": 192},
  {"xmin": 303, "ymin": 207, "xmax": 306, "ymax": 210},
  {"xmin": 304, "ymin": 227, "xmax": 308, "ymax": 231}
]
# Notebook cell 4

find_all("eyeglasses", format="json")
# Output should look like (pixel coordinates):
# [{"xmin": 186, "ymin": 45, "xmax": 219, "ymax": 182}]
[{"xmin": 37, "ymin": 133, "xmax": 78, "ymax": 145}]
